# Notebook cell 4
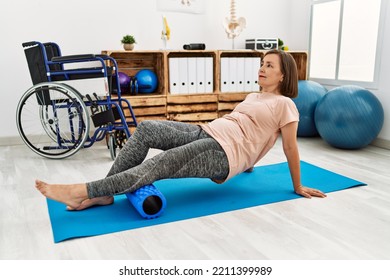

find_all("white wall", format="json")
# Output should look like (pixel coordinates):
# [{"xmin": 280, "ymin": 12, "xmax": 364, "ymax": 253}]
[{"xmin": 1, "ymin": 0, "xmax": 389, "ymax": 144}]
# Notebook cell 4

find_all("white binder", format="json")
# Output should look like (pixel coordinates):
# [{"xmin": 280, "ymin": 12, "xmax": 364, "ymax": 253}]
[
  {"xmin": 228, "ymin": 57, "xmax": 238, "ymax": 92},
  {"xmin": 236, "ymin": 57, "xmax": 245, "ymax": 92},
  {"xmin": 252, "ymin": 57, "xmax": 261, "ymax": 91},
  {"xmin": 178, "ymin": 57, "xmax": 189, "ymax": 94},
  {"xmin": 196, "ymin": 57, "xmax": 206, "ymax": 93},
  {"xmin": 244, "ymin": 57, "xmax": 253, "ymax": 92},
  {"xmin": 220, "ymin": 57, "xmax": 229, "ymax": 93},
  {"xmin": 187, "ymin": 57, "xmax": 197, "ymax": 94},
  {"xmin": 169, "ymin": 57, "xmax": 180, "ymax": 94},
  {"xmin": 205, "ymin": 57, "xmax": 213, "ymax": 93}
]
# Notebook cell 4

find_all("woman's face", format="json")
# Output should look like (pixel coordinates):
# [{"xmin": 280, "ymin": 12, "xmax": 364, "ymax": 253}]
[{"xmin": 258, "ymin": 54, "xmax": 284, "ymax": 92}]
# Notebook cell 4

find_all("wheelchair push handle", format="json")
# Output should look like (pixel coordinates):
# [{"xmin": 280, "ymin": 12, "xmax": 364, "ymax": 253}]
[{"xmin": 22, "ymin": 41, "xmax": 39, "ymax": 48}]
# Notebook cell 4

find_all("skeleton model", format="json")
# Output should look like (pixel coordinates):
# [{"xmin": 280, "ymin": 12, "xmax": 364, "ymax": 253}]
[{"xmin": 223, "ymin": 0, "xmax": 246, "ymax": 48}]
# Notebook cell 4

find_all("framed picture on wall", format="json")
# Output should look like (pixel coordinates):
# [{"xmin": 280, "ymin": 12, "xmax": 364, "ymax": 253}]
[{"xmin": 157, "ymin": 0, "xmax": 205, "ymax": 14}]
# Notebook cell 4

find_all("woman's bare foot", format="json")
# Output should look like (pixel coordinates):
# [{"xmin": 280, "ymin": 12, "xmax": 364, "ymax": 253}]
[
  {"xmin": 66, "ymin": 196, "xmax": 114, "ymax": 211},
  {"xmin": 35, "ymin": 179, "xmax": 90, "ymax": 210}
]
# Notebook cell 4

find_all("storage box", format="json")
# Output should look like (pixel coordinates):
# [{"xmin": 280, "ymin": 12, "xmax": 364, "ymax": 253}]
[
  {"xmin": 101, "ymin": 50, "xmax": 166, "ymax": 96},
  {"xmin": 245, "ymin": 38, "xmax": 278, "ymax": 50}
]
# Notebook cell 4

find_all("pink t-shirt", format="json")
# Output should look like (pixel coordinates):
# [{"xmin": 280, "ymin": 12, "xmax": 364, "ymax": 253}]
[{"xmin": 201, "ymin": 92, "xmax": 299, "ymax": 181}]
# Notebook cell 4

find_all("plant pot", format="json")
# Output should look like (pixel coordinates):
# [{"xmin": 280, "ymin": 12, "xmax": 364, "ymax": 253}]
[{"xmin": 123, "ymin": 43, "xmax": 135, "ymax": 51}]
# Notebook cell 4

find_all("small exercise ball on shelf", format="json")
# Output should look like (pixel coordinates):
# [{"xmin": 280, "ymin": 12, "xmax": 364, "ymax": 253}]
[
  {"xmin": 134, "ymin": 69, "xmax": 158, "ymax": 93},
  {"xmin": 293, "ymin": 80, "xmax": 328, "ymax": 137},
  {"xmin": 118, "ymin": 72, "xmax": 131, "ymax": 93},
  {"xmin": 314, "ymin": 85, "xmax": 384, "ymax": 149}
]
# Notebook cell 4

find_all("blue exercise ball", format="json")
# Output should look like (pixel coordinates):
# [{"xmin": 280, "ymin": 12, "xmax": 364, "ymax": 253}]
[
  {"xmin": 135, "ymin": 69, "xmax": 158, "ymax": 93},
  {"xmin": 314, "ymin": 85, "xmax": 384, "ymax": 149},
  {"xmin": 294, "ymin": 80, "xmax": 328, "ymax": 136}
]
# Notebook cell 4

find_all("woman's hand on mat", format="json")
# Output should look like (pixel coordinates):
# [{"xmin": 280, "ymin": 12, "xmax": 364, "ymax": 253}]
[{"xmin": 294, "ymin": 185, "xmax": 327, "ymax": 198}]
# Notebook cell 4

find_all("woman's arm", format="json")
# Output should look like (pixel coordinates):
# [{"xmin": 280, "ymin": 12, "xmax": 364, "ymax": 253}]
[{"xmin": 280, "ymin": 122, "xmax": 326, "ymax": 198}]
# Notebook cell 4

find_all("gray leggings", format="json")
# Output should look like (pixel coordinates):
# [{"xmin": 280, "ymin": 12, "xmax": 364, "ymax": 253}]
[{"xmin": 86, "ymin": 120, "xmax": 229, "ymax": 198}]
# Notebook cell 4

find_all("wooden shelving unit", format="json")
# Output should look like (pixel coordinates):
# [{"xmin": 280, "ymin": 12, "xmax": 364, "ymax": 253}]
[{"xmin": 102, "ymin": 49, "xmax": 308, "ymax": 123}]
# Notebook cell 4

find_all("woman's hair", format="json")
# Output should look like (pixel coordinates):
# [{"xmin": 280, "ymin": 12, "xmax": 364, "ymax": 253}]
[{"xmin": 263, "ymin": 49, "xmax": 299, "ymax": 98}]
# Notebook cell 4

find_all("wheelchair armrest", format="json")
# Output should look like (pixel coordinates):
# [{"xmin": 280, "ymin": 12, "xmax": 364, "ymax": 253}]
[
  {"xmin": 48, "ymin": 53, "xmax": 118, "ymax": 81},
  {"xmin": 95, "ymin": 54, "xmax": 110, "ymax": 59},
  {"xmin": 51, "ymin": 54, "xmax": 97, "ymax": 62}
]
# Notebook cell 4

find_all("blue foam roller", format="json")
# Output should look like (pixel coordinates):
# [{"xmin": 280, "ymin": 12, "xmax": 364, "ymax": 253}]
[{"xmin": 125, "ymin": 184, "xmax": 167, "ymax": 219}]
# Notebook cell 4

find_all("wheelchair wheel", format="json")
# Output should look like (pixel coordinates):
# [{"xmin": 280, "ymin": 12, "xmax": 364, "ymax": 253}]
[
  {"xmin": 108, "ymin": 133, "xmax": 117, "ymax": 160},
  {"xmin": 16, "ymin": 82, "xmax": 90, "ymax": 159},
  {"xmin": 114, "ymin": 129, "xmax": 127, "ymax": 149}
]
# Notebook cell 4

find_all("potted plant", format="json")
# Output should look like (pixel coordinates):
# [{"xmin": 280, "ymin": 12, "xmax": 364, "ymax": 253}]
[{"xmin": 121, "ymin": 35, "xmax": 136, "ymax": 51}]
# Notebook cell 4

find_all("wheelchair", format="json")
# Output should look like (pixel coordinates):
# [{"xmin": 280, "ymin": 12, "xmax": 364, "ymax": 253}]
[{"xmin": 16, "ymin": 41, "xmax": 138, "ymax": 160}]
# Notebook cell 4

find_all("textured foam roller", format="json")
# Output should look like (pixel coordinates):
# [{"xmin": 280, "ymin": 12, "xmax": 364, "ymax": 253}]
[{"xmin": 125, "ymin": 184, "xmax": 167, "ymax": 219}]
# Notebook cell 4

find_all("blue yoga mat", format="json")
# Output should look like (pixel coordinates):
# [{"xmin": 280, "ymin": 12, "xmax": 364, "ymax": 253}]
[{"xmin": 46, "ymin": 161, "xmax": 366, "ymax": 243}]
